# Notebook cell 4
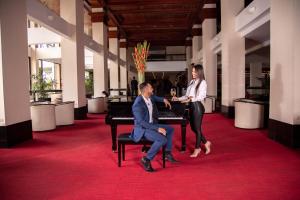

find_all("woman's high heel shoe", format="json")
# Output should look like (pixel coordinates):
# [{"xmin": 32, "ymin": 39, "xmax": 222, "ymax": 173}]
[
  {"xmin": 190, "ymin": 148, "xmax": 201, "ymax": 158},
  {"xmin": 205, "ymin": 141, "xmax": 212, "ymax": 155}
]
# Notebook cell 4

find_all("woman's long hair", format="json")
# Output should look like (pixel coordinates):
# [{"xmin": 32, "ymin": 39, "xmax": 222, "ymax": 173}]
[{"xmin": 193, "ymin": 64, "xmax": 205, "ymax": 96}]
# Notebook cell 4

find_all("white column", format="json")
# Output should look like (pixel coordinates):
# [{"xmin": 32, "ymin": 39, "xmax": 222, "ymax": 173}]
[
  {"xmin": 250, "ymin": 63, "xmax": 262, "ymax": 87},
  {"xmin": 202, "ymin": 19, "xmax": 217, "ymax": 96},
  {"xmin": 119, "ymin": 39, "xmax": 127, "ymax": 94},
  {"xmin": 0, "ymin": 0, "xmax": 32, "ymax": 146},
  {"xmin": 29, "ymin": 46, "xmax": 38, "ymax": 75},
  {"xmin": 108, "ymin": 27, "xmax": 119, "ymax": 96},
  {"xmin": 92, "ymin": 9, "xmax": 108, "ymax": 97},
  {"xmin": 221, "ymin": 0, "xmax": 245, "ymax": 116},
  {"xmin": 54, "ymin": 64, "xmax": 61, "ymax": 89},
  {"xmin": 269, "ymin": 0, "xmax": 300, "ymax": 147},
  {"xmin": 60, "ymin": 0, "xmax": 86, "ymax": 118},
  {"xmin": 192, "ymin": 24, "xmax": 202, "ymax": 64},
  {"xmin": 126, "ymin": 47, "xmax": 138, "ymax": 86},
  {"xmin": 185, "ymin": 38, "xmax": 193, "ymax": 82}
]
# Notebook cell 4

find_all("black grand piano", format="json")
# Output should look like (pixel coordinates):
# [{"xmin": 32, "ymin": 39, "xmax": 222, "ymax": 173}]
[{"xmin": 105, "ymin": 97, "xmax": 188, "ymax": 152}]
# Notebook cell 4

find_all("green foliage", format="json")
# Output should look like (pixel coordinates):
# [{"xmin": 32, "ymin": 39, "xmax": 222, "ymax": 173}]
[
  {"xmin": 85, "ymin": 71, "xmax": 94, "ymax": 95},
  {"xmin": 32, "ymin": 68, "xmax": 52, "ymax": 99}
]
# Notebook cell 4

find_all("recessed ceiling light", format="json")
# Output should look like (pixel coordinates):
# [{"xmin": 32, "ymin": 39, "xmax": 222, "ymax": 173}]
[
  {"xmin": 248, "ymin": 6, "xmax": 256, "ymax": 14},
  {"xmin": 47, "ymin": 15, "xmax": 54, "ymax": 21}
]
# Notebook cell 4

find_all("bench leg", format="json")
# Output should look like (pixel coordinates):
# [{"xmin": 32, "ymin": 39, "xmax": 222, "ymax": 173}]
[
  {"xmin": 118, "ymin": 142, "xmax": 122, "ymax": 167},
  {"xmin": 122, "ymin": 144, "xmax": 125, "ymax": 161},
  {"xmin": 162, "ymin": 146, "xmax": 166, "ymax": 168}
]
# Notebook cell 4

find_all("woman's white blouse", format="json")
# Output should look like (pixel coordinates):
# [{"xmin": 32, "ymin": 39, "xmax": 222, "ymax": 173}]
[{"xmin": 178, "ymin": 79, "xmax": 207, "ymax": 102}]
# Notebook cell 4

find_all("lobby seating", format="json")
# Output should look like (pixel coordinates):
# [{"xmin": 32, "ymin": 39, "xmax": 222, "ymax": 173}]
[
  {"xmin": 30, "ymin": 103, "xmax": 56, "ymax": 131},
  {"xmin": 31, "ymin": 101, "xmax": 75, "ymax": 131},
  {"xmin": 55, "ymin": 101, "xmax": 74, "ymax": 126},
  {"xmin": 117, "ymin": 133, "xmax": 166, "ymax": 168},
  {"xmin": 234, "ymin": 99, "xmax": 265, "ymax": 129},
  {"xmin": 87, "ymin": 97, "xmax": 106, "ymax": 113},
  {"xmin": 50, "ymin": 93, "xmax": 62, "ymax": 103}
]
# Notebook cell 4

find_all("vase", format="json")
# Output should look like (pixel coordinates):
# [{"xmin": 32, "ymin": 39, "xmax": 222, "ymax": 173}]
[{"xmin": 137, "ymin": 71, "xmax": 145, "ymax": 85}]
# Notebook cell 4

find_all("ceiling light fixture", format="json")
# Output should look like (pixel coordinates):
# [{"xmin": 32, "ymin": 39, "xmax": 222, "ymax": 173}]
[
  {"xmin": 47, "ymin": 15, "xmax": 54, "ymax": 21},
  {"xmin": 248, "ymin": 6, "xmax": 256, "ymax": 14}
]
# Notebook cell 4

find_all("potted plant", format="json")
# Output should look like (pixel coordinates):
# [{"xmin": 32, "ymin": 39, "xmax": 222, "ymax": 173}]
[
  {"xmin": 85, "ymin": 70, "xmax": 94, "ymax": 98},
  {"xmin": 32, "ymin": 68, "xmax": 52, "ymax": 101}
]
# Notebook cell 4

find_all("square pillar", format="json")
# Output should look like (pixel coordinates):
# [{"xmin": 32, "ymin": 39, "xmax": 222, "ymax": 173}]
[
  {"xmin": 0, "ymin": 0, "xmax": 32, "ymax": 147},
  {"xmin": 120, "ymin": 39, "xmax": 127, "ymax": 94},
  {"xmin": 60, "ymin": 0, "xmax": 86, "ymax": 119},
  {"xmin": 185, "ymin": 38, "xmax": 193, "ymax": 82},
  {"xmin": 192, "ymin": 24, "xmax": 202, "ymax": 64},
  {"xmin": 250, "ymin": 62, "xmax": 262, "ymax": 87},
  {"xmin": 221, "ymin": 0, "xmax": 245, "ymax": 118},
  {"xmin": 202, "ymin": 18, "xmax": 217, "ymax": 96},
  {"xmin": 108, "ymin": 27, "xmax": 120, "ymax": 96},
  {"xmin": 269, "ymin": 0, "xmax": 300, "ymax": 147},
  {"xmin": 91, "ymin": 8, "xmax": 109, "ymax": 97}
]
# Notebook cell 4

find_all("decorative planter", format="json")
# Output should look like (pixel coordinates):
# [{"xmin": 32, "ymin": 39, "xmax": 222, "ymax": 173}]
[{"xmin": 137, "ymin": 71, "xmax": 145, "ymax": 85}]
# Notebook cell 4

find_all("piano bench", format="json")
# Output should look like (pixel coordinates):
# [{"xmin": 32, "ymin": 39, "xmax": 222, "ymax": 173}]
[{"xmin": 117, "ymin": 133, "xmax": 166, "ymax": 168}]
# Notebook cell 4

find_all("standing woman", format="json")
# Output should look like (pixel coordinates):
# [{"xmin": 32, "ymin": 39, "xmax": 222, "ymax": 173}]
[{"xmin": 172, "ymin": 64, "xmax": 212, "ymax": 157}]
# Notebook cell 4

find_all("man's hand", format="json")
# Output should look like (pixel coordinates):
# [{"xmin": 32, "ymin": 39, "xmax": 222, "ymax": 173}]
[
  {"xmin": 158, "ymin": 127, "xmax": 167, "ymax": 136},
  {"xmin": 163, "ymin": 98, "xmax": 172, "ymax": 110}
]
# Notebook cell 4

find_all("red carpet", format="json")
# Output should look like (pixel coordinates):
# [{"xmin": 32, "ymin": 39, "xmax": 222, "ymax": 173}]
[{"xmin": 1, "ymin": 114, "xmax": 300, "ymax": 200}]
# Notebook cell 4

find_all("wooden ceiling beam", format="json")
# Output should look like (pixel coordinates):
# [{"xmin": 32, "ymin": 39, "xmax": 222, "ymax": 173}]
[
  {"xmin": 127, "ymin": 35, "xmax": 186, "ymax": 40},
  {"xmin": 128, "ymin": 40, "xmax": 186, "ymax": 47},
  {"xmin": 87, "ymin": 0, "xmax": 211, "ymax": 46},
  {"xmin": 111, "ymin": 8, "xmax": 194, "ymax": 15},
  {"xmin": 200, "ymin": 8, "xmax": 217, "ymax": 20},
  {"xmin": 121, "ymin": 19, "xmax": 187, "ymax": 26},
  {"xmin": 109, "ymin": 4, "xmax": 196, "ymax": 12},
  {"xmin": 122, "ymin": 24, "xmax": 186, "ymax": 32},
  {"xmin": 107, "ymin": 0, "xmax": 199, "ymax": 6},
  {"xmin": 96, "ymin": 0, "xmax": 127, "ymax": 38},
  {"xmin": 186, "ymin": 1, "xmax": 205, "ymax": 36}
]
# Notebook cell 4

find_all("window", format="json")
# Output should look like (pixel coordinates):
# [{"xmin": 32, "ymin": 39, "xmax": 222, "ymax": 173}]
[{"xmin": 35, "ymin": 60, "xmax": 61, "ymax": 90}]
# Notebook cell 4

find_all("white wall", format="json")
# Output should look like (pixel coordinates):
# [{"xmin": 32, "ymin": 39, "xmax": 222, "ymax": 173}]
[
  {"xmin": 146, "ymin": 61, "xmax": 186, "ymax": 72},
  {"xmin": 36, "ymin": 47, "xmax": 61, "ymax": 59},
  {"xmin": 27, "ymin": 27, "xmax": 61, "ymax": 44},
  {"xmin": 235, "ymin": 0, "xmax": 270, "ymax": 36},
  {"xmin": 269, "ymin": 0, "xmax": 300, "ymax": 125}
]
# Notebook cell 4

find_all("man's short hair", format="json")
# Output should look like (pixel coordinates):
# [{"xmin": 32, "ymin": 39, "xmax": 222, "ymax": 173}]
[{"xmin": 139, "ymin": 82, "xmax": 150, "ymax": 92}]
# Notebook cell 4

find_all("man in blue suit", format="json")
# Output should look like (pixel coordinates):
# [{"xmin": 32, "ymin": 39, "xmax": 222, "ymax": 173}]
[{"xmin": 131, "ymin": 82, "xmax": 178, "ymax": 172}]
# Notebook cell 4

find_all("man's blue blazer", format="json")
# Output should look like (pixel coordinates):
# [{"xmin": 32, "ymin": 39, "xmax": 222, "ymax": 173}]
[{"xmin": 131, "ymin": 95, "xmax": 165, "ymax": 142}]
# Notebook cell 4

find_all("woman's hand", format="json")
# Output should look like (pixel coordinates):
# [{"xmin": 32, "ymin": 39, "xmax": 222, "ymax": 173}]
[
  {"xmin": 181, "ymin": 97, "xmax": 192, "ymax": 104},
  {"xmin": 172, "ymin": 96, "xmax": 179, "ymax": 101},
  {"xmin": 181, "ymin": 100, "xmax": 190, "ymax": 104}
]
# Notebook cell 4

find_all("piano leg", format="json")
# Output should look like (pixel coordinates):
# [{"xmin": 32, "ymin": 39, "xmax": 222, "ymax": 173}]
[
  {"xmin": 111, "ymin": 123, "xmax": 117, "ymax": 152},
  {"xmin": 181, "ymin": 123, "xmax": 186, "ymax": 152}
]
